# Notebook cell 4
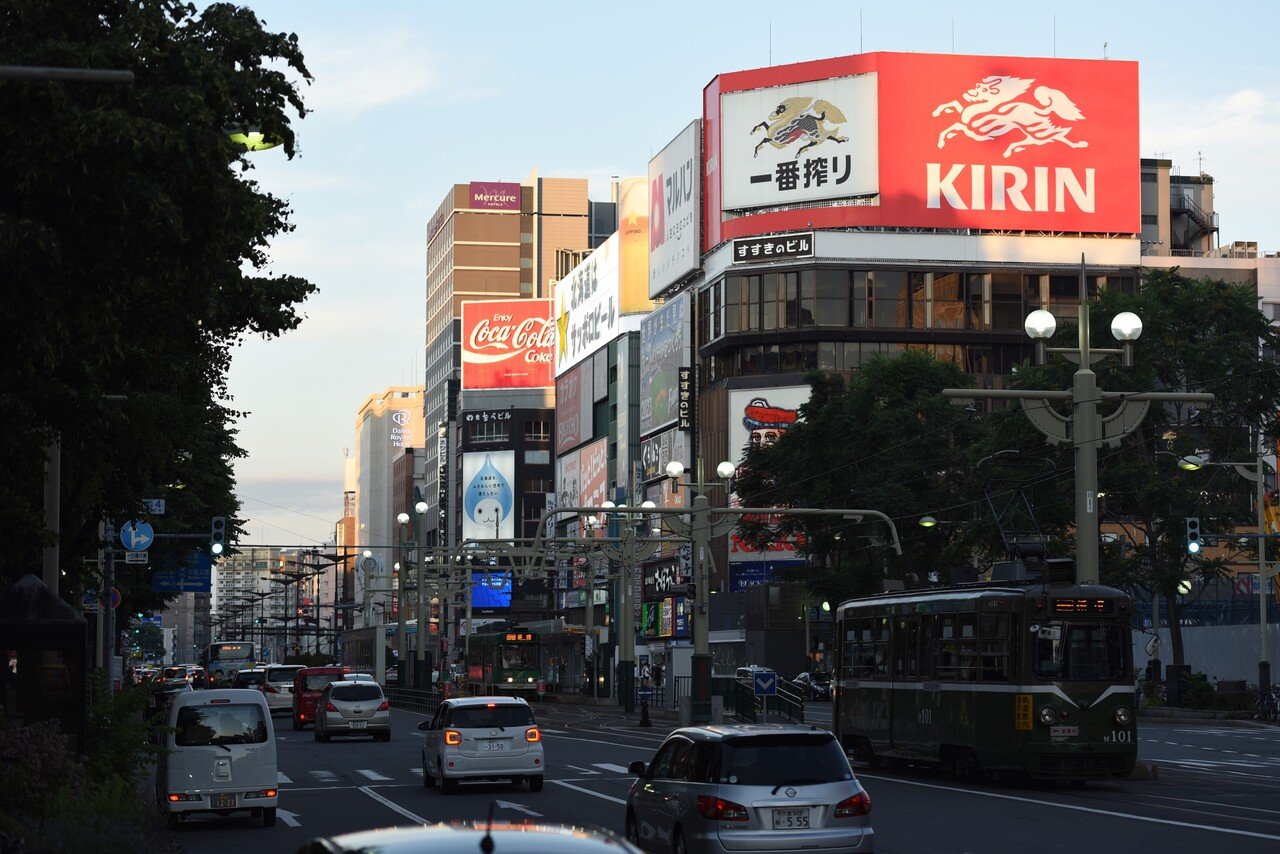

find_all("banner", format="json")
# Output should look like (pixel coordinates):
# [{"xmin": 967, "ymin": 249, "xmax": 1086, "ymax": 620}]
[
  {"xmin": 555, "ymin": 360, "xmax": 592, "ymax": 455},
  {"xmin": 639, "ymin": 293, "xmax": 689, "ymax": 436},
  {"xmin": 462, "ymin": 451, "xmax": 515, "ymax": 540},
  {"xmin": 461, "ymin": 299, "xmax": 555, "ymax": 390},
  {"xmin": 648, "ymin": 120, "xmax": 702, "ymax": 298},
  {"xmin": 580, "ymin": 437, "xmax": 609, "ymax": 512}
]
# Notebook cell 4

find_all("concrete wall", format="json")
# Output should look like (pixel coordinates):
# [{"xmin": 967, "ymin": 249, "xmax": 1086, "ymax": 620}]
[{"xmin": 1134, "ymin": 624, "xmax": 1280, "ymax": 683}]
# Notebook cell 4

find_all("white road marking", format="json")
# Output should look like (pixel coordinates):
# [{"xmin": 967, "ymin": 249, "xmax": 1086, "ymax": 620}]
[
  {"xmin": 496, "ymin": 799, "xmax": 543, "ymax": 817},
  {"xmin": 277, "ymin": 808, "xmax": 301, "ymax": 828},
  {"xmin": 410, "ymin": 732, "xmax": 426, "ymax": 738},
  {"xmin": 410, "ymin": 768, "xmax": 423, "ymax": 775},
  {"xmin": 358, "ymin": 785, "xmax": 429, "ymax": 824},
  {"xmin": 548, "ymin": 779, "xmax": 627, "ymax": 804},
  {"xmin": 565, "ymin": 764, "xmax": 600, "ymax": 775},
  {"xmin": 309, "ymin": 770, "xmax": 339, "ymax": 782},
  {"xmin": 593, "ymin": 763, "xmax": 631, "ymax": 774},
  {"xmin": 358, "ymin": 769, "xmax": 393, "ymax": 781},
  {"xmin": 860, "ymin": 773, "xmax": 1280, "ymax": 842},
  {"xmin": 277, "ymin": 772, "xmax": 292, "ymax": 784},
  {"xmin": 539, "ymin": 728, "xmax": 568, "ymax": 734},
  {"xmin": 541, "ymin": 733, "xmax": 652, "ymax": 751}
]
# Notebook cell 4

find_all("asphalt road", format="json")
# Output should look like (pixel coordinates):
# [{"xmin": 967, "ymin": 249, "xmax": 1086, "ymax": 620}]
[{"xmin": 173, "ymin": 701, "xmax": 1280, "ymax": 854}]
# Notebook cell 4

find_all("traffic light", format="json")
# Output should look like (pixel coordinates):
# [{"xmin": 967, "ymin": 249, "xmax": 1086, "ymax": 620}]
[
  {"xmin": 210, "ymin": 516, "xmax": 226, "ymax": 555},
  {"xmin": 1185, "ymin": 517, "xmax": 1201, "ymax": 554}
]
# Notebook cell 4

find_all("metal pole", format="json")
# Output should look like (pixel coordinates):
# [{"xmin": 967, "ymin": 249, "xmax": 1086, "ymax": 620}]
[
  {"xmin": 416, "ymin": 517, "xmax": 426, "ymax": 687},
  {"xmin": 690, "ymin": 494, "xmax": 713, "ymax": 724},
  {"xmin": 397, "ymin": 529, "xmax": 406, "ymax": 684},
  {"xmin": 617, "ymin": 527, "xmax": 636, "ymax": 714},
  {"xmin": 104, "ymin": 518, "xmax": 116, "ymax": 689},
  {"xmin": 1258, "ymin": 449, "xmax": 1271, "ymax": 692},
  {"xmin": 1073, "ymin": 300, "xmax": 1101, "ymax": 585},
  {"xmin": 43, "ymin": 436, "xmax": 60, "ymax": 596}
]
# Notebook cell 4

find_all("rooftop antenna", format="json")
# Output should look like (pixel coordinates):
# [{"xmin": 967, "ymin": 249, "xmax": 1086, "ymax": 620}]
[
  {"xmin": 479, "ymin": 800, "xmax": 496, "ymax": 853},
  {"xmin": 1103, "ymin": 41, "xmax": 1108, "ymax": 59}
]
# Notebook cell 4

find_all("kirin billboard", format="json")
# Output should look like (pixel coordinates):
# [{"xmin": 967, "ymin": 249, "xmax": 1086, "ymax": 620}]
[
  {"xmin": 461, "ymin": 299, "xmax": 555, "ymax": 390},
  {"xmin": 704, "ymin": 51, "xmax": 1139, "ymax": 247}
]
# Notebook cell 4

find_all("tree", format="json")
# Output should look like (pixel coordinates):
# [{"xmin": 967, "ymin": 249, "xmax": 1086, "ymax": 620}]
[
  {"xmin": 995, "ymin": 269, "xmax": 1280, "ymax": 667},
  {"xmin": 0, "ymin": 1, "xmax": 314, "ymax": 608},
  {"xmin": 733, "ymin": 351, "xmax": 993, "ymax": 604}
]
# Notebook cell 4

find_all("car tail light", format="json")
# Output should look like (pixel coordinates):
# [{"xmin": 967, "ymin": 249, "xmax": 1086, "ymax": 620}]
[
  {"xmin": 377, "ymin": 700, "xmax": 390, "ymax": 711},
  {"xmin": 834, "ymin": 792, "xmax": 871, "ymax": 818},
  {"xmin": 445, "ymin": 729, "xmax": 462, "ymax": 745},
  {"xmin": 525, "ymin": 727, "xmax": 540, "ymax": 742},
  {"xmin": 244, "ymin": 788, "xmax": 278, "ymax": 799},
  {"xmin": 696, "ymin": 795, "xmax": 749, "ymax": 821},
  {"xmin": 325, "ymin": 701, "xmax": 338, "ymax": 712},
  {"xmin": 168, "ymin": 793, "xmax": 201, "ymax": 802},
  {"xmin": 263, "ymin": 685, "xmax": 278, "ymax": 694}
]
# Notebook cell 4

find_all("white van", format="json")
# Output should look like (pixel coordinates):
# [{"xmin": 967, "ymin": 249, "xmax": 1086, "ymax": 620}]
[{"xmin": 157, "ymin": 688, "xmax": 279, "ymax": 827}]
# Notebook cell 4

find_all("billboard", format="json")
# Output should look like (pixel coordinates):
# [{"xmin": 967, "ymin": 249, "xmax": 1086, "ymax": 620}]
[
  {"xmin": 728, "ymin": 386, "xmax": 810, "ymax": 564},
  {"xmin": 469, "ymin": 181, "xmax": 521, "ymax": 211},
  {"xmin": 705, "ymin": 51, "xmax": 1140, "ymax": 245},
  {"xmin": 618, "ymin": 177, "xmax": 653, "ymax": 314},
  {"xmin": 555, "ymin": 359, "xmax": 592, "ymax": 455},
  {"xmin": 555, "ymin": 234, "xmax": 619, "ymax": 376},
  {"xmin": 389, "ymin": 404, "xmax": 422, "ymax": 449},
  {"xmin": 462, "ymin": 451, "xmax": 516, "ymax": 540},
  {"xmin": 471, "ymin": 571, "xmax": 512, "ymax": 610},
  {"xmin": 461, "ymin": 299, "xmax": 555, "ymax": 390},
  {"xmin": 720, "ymin": 75, "xmax": 878, "ymax": 211},
  {"xmin": 639, "ymin": 293, "xmax": 689, "ymax": 436},
  {"xmin": 648, "ymin": 121, "xmax": 702, "ymax": 297},
  {"xmin": 580, "ymin": 437, "xmax": 609, "ymax": 512},
  {"xmin": 641, "ymin": 427, "xmax": 689, "ymax": 483},
  {"xmin": 555, "ymin": 449, "xmax": 580, "ymax": 513}
]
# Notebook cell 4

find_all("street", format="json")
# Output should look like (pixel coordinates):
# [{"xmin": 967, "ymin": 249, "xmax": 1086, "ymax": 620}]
[{"xmin": 172, "ymin": 702, "xmax": 1280, "ymax": 854}]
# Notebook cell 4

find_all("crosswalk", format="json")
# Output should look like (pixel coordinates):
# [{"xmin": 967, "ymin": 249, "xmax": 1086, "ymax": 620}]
[{"xmin": 287, "ymin": 762, "xmax": 635, "ymax": 787}]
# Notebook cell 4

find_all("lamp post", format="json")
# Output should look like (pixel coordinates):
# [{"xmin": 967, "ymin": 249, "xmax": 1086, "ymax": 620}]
[
  {"xmin": 414, "ymin": 498, "xmax": 430, "ymax": 688},
  {"xmin": 943, "ymin": 257, "xmax": 1215, "ymax": 585},
  {"xmin": 396, "ymin": 511, "xmax": 411, "ymax": 682},
  {"xmin": 1178, "ymin": 451, "xmax": 1276, "ymax": 691}
]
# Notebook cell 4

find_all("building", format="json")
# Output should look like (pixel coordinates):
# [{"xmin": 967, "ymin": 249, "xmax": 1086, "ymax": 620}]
[
  {"xmin": 211, "ymin": 546, "xmax": 284, "ymax": 658},
  {"xmin": 423, "ymin": 175, "xmax": 613, "ymax": 554},
  {"xmin": 160, "ymin": 591, "xmax": 211, "ymax": 666}
]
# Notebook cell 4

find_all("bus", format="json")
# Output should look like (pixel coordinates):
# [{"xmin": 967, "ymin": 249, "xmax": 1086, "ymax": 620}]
[
  {"xmin": 201, "ymin": 641, "xmax": 258, "ymax": 687},
  {"xmin": 465, "ymin": 627, "xmax": 540, "ymax": 695},
  {"xmin": 834, "ymin": 579, "xmax": 1137, "ymax": 783}
]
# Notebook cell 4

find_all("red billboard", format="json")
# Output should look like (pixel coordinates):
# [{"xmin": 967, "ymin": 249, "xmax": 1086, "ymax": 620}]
[
  {"xmin": 461, "ymin": 299, "xmax": 555, "ymax": 390},
  {"xmin": 704, "ymin": 51, "xmax": 1139, "ymax": 247}
]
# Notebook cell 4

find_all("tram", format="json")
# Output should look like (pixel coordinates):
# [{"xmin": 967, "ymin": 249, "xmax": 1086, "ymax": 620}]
[
  {"xmin": 465, "ymin": 627, "xmax": 540, "ymax": 695},
  {"xmin": 834, "ymin": 574, "xmax": 1137, "ymax": 782}
]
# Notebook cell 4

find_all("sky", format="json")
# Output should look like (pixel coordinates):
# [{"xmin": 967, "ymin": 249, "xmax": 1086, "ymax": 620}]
[{"xmin": 228, "ymin": 0, "xmax": 1280, "ymax": 548}]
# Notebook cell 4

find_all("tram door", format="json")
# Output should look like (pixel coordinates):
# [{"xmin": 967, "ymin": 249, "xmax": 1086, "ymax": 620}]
[{"xmin": 889, "ymin": 616, "xmax": 927, "ymax": 754}]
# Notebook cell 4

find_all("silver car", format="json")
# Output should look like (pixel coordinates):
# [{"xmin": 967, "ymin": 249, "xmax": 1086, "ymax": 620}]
[
  {"xmin": 296, "ymin": 822, "xmax": 641, "ymax": 853},
  {"xmin": 625, "ymin": 725, "xmax": 873, "ymax": 854},
  {"xmin": 261, "ymin": 664, "xmax": 303, "ymax": 715},
  {"xmin": 315, "ymin": 679, "xmax": 391, "ymax": 742}
]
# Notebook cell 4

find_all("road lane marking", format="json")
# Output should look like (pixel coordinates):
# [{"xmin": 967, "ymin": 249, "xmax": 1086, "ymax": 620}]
[
  {"xmin": 548, "ymin": 780, "xmax": 627, "ymax": 804},
  {"xmin": 565, "ymin": 764, "xmax": 600, "ymax": 775},
  {"xmin": 859, "ymin": 773, "xmax": 1280, "ymax": 842},
  {"xmin": 593, "ymin": 763, "xmax": 631, "ymax": 774},
  {"xmin": 542, "ymin": 733, "xmax": 653, "ymax": 751},
  {"xmin": 496, "ymin": 799, "xmax": 543, "ymax": 817},
  {"xmin": 358, "ymin": 785, "xmax": 430, "ymax": 824},
  {"xmin": 309, "ymin": 770, "xmax": 339, "ymax": 782},
  {"xmin": 277, "ymin": 808, "xmax": 301, "ymax": 827},
  {"xmin": 358, "ymin": 769, "xmax": 393, "ymax": 781},
  {"xmin": 410, "ymin": 768, "xmax": 423, "ymax": 775},
  {"xmin": 540, "ymin": 728, "xmax": 568, "ymax": 734},
  {"xmin": 277, "ymin": 772, "xmax": 292, "ymax": 784}
]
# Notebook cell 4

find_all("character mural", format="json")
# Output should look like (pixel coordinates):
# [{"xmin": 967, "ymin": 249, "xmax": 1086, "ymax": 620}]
[{"xmin": 462, "ymin": 451, "xmax": 515, "ymax": 540}]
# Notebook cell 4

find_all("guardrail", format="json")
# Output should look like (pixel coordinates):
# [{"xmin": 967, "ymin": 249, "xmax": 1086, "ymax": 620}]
[{"xmin": 384, "ymin": 686, "xmax": 443, "ymax": 717}]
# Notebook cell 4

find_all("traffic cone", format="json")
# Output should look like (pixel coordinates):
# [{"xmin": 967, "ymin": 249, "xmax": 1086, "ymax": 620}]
[{"xmin": 638, "ymin": 697, "xmax": 652, "ymax": 727}]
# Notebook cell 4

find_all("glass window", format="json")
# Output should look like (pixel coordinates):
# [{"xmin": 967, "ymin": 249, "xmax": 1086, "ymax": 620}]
[
  {"xmin": 816, "ymin": 269, "xmax": 849, "ymax": 327},
  {"xmin": 651, "ymin": 737, "xmax": 692, "ymax": 779},
  {"xmin": 304, "ymin": 673, "xmax": 341, "ymax": 692},
  {"xmin": 872, "ymin": 270, "xmax": 907, "ymax": 328},
  {"xmin": 746, "ymin": 276, "xmax": 760, "ymax": 331},
  {"xmin": 524, "ymin": 420, "xmax": 551, "ymax": 441},
  {"xmin": 176, "ymin": 703, "xmax": 268, "ymax": 747},
  {"xmin": 525, "ymin": 450, "xmax": 550, "ymax": 464},
  {"xmin": 470, "ymin": 420, "xmax": 510, "ymax": 444},
  {"xmin": 762, "ymin": 344, "xmax": 779, "ymax": 373},
  {"xmin": 931, "ymin": 272, "xmax": 967, "ymax": 329},
  {"xmin": 800, "ymin": 343, "xmax": 818, "ymax": 371},
  {"xmin": 725, "ymin": 276, "xmax": 742, "ymax": 334},
  {"xmin": 686, "ymin": 742, "xmax": 720, "ymax": 784},
  {"xmin": 231, "ymin": 670, "xmax": 266, "ymax": 687},
  {"xmin": 761, "ymin": 275, "xmax": 778, "ymax": 331},
  {"xmin": 819, "ymin": 342, "xmax": 837, "ymax": 371},
  {"xmin": 719, "ymin": 733, "xmax": 853, "ymax": 786},
  {"xmin": 842, "ymin": 342, "xmax": 860, "ymax": 370},
  {"xmin": 499, "ymin": 644, "xmax": 538, "ymax": 669},
  {"xmin": 780, "ymin": 344, "xmax": 800, "ymax": 373},
  {"xmin": 1034, "ymin": 623, "xmax": 1129, "ymax": 681},
  {"xmin": 800, "ymin": 270, "xmax": 816, "ymax": 326},
  {"xmin": 447, "ymin": 704, "xmax": 536, "ymax": 728},
  {"xmin": 741, "ymin": 346, "xmax": 760, "ymax": 375},
  {"xmin": 331, "ymin": 684, "xmax": 384, "ymax": 702},
  {"xmin": 850, "ymin": 271, "xmax": 868, "ymax": 326},
  {"xmin": 909, "ymin": 272, "xmax": 927, "ymax": 328}
]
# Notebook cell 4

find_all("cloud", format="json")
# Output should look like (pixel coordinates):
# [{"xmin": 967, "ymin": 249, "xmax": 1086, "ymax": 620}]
[
  {"xmin": 233, "ymin": 475, "xmax": 344, "ymax": 546},
  {"xmin": 1143, "ymin": 88, "xmax": 1280, "ymax": 157},
  {"xmin": 302, "ymin": 29, "xmax": 435, "ymax": 119}
]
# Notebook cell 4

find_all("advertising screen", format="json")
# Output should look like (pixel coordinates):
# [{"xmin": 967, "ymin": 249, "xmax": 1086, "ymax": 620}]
[
  {"xmin": 462, "ymin": 451, "xmax": 516, "ymax": 540},
  {"xmin": 471, "ymin": 571, "xmax": 512, "ymax": 610},
  {"xmin": 461, "ymin": 299, "xmax": 555, "ymax": 390},
  {"xmin": 639, "ymin": 293, "xmax": 689, "ymax": 436}
]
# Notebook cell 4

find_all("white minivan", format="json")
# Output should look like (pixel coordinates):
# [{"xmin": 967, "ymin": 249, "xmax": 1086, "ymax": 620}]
[{"xmin": 157, "ymin": 688, "xmax": 279, "ymax": 827}]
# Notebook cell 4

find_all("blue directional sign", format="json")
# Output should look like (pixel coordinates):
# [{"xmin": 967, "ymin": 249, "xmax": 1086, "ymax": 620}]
[
  {"xmin": 152, "ymin": 553, "xmax": 213, "ymax": 593},
  {"xmin": 753, "ymin": 670, "xmax": 778, "ymax": 697},
  {"xmin": 120, "ymin": 520, "xmax": 155, "ymax": 552}
]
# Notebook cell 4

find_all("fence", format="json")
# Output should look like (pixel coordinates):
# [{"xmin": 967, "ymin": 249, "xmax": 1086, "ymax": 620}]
[{"xmin": 384, "ymin": 686, "xmax": 443, "ymax": 718}]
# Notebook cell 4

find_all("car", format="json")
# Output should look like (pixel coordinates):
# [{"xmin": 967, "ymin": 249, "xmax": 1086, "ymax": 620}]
[
  {"xmin": 292, "ymin": 665, "xmax": 349, "ymax": 730},
  {"xmin": 418, "ymin": 696, "xmax": 544, "ymax": 794},
  {"xmin": 184, "ymin": 666, "xmax": 206, "ymax": 688},
  {"xmin": 260, "ymin": 664, "xmax": 304, "ymax": 715},
  {"xmin": 343, "ymin": 672, "xmax": 374, "ymax": 682},
  {"xmin": 734, "ymin": 665, "xmax": 772, "ymax": 681},
  {"xmin": 231, "ymin": 668, "xmax": 268, "ymax": 691},
  {"xmin": 152, "ymin": 679, "xmax": 193, "ymax": 714},
  {"xmin": 624, "ymin": 724, "xmax": 873, "ymax": 854},
  {"xmin": 295, "ymin": 822, "xmax": 641, "ymax": 853},
  {"xmin": 791, "ymin": 672, "xmax": 832, "ymax": 701},
  {"xmin": 315, "ymin": 679, "xmax": 391, "ymax": 742}
]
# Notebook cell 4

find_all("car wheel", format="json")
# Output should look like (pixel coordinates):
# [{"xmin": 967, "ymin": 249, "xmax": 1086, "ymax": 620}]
[
  {"xmin": 378, "ymin": 731, "xmax": 391, "ymax": 742},
  {"xmin": 528, "ymin": 774, "xmax": 544, "ymax": 793},
  {"xmin": 262, "ymin": 807, "xmax": 276, "ymax": 827},
  {"xmin": 625, "ymin": 809, "xmax": 639, "ymax": 844},
  {"xmin": 672, "ymin": 825, "xmax": 688, "ymax": 854},
  {"xmin": 321, "ymin": 730, "xmax": 332, "ymax": 743},
  {"xmin": 423, "ymin": 759, "xmax": 435, "ymax": 788}
]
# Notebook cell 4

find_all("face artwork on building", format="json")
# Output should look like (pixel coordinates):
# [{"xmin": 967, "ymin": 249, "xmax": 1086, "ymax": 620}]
[
  {"xmin": 742, "ymin": 397, "xmax": 801, "ymax": 449},
  {"xmin": 463, "ymin": 453, "xmax": 514, "ymax": 539}
]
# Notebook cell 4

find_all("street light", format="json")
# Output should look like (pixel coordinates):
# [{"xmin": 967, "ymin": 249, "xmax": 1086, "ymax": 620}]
[{"xmin": 919, "ymin": 516, "xmax": 939, "ymax": 528}]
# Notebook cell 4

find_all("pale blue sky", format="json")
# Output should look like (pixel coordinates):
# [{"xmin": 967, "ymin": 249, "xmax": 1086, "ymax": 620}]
[{"xmin": 229, "ymin": 0, "xmax": 1280, "ymax": 546}]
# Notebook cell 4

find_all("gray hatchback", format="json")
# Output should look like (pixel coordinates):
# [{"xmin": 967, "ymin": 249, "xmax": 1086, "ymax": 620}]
[
  {"xmin": 315, "ymin": 679, "xmax": 391, "ymax": 742},
  {"xmin": 625, "ymin": 725, "xmax": 872, "ymax": 854}
]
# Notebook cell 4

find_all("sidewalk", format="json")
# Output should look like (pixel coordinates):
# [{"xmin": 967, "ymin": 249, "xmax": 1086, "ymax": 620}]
[{"xmin": 1139, "ymin": 707, "xmax": 1274, "ymax": 727}]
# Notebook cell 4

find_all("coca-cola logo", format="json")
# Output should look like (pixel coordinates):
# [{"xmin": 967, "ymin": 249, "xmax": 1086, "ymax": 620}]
[{"xmin": 466, "ymin": 316, "xmax": 556, "ymax": 364}]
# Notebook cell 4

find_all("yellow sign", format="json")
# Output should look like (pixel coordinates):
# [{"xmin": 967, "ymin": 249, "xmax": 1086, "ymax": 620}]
[{"xmin": 1015, "ymin": 694, "xmax": 1033, "ymax": 731}]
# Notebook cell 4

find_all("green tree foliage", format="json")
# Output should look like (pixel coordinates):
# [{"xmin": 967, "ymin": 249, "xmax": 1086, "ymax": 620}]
[
  {"xmin": 0, "ymin": 1, "xmax": 314, "ymax": 608},
  {"xmin": 733, "ymin": 351, "xmax": 990, "ymax": 604}
]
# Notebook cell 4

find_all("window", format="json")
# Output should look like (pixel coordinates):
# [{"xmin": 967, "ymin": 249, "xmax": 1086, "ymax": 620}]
[
  {"xmin": 761, "ymin": 274, "xmax": 778, "ymax": 331},
  {"xmin": 470, "ymin": 420, "xmax": 509, "ymax": 444},
  {"xmin": 816, "ymin": 269, "xmax": 849, "ymax": 327},
  {"xmin": 1035, "ymin": 623, "xmax": 1129, "ymax": 681},
  {"xmin": 524, "ymin": 477, "xmax": 552, "ymax": 493},
  {"xmin": 525, "ymin": 450, "xmax": 550, "ymax": 465},
  {"xmin": 447, "ymin": 704, "xmax": 535, "ymax": 728},
  {"xmin": 978, "ymin": 612, "xmax": 1013, "ymax": 681},
  {"xmin": 524, "ymin": 420, "xmax": 550, "ymax": 441},
  {"xmin": 989, "ymin": 272, "xmax": 1026, "ymax": 331},
  {"xmin": 331, "ymin": 684, "xmax": 384, "ymax": 702},
  {"xmin": 931, "ymin": 272, "xmax": 978, "ymax": 330},
  {"xmin": 685, "ymin": 742, "xmax": 720, "ymax": 783},
  {"xmin": 872, "ymin": 271, "xmax": 907, "ymax": 328},
  {"xmin": 1141, "ymin": 214, "xmax": 1159, "ymax": 225},
  {"xmin": 651, "ymin": 737, "xmax": 693, "ymax": 779},
  {"xmin": 176, "ymin": 703, "xmax": 268, "ymax": 747},
  {"xmin": 719, "ymin": 733, "xmax": 853, "ymax": 785}
]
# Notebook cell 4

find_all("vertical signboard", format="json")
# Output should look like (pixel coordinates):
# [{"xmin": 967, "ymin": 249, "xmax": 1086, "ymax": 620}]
[
  {"xmin": 727, "ymin": 386, "xmax": 810, "ymax": 565},
  {"xmin": 579, "ymin": 437, "xmax": 609, "ymax": 512},
  {"xmin": 648, "ymin": 120, "xmax": 702, "ymax": 298},
  {"xmin": 461, "ymin": 299, "xmax": 555, "ymax": 390},
  {"xmin": 390, "ymin": 405, "xmax": 422, "ymax": 449},
  {"xmin": 462, "ymin": 451, "xmax": 515, "ymax": 540},
  {"xmin": 639, "ymin": 293, "xmax": 689, "ymax": 437},
  {"xmin": 555, "ymin": 234, "xmax": 620, "ymax": 376},
  {"xmin": 617, "ymin": 177, "xmax": 653, "ymax": 315},
  {"xmin": 555, "ymin": 359, "xmax": 593, "ymax": 455}
]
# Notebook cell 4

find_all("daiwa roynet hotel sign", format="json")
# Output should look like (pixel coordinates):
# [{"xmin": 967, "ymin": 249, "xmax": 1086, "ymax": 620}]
[{"xmin": 703, "ymin": 51, "xmax": 1139, "ymax": 248}]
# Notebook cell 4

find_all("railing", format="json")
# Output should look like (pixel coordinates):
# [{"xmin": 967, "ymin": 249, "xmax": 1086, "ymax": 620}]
[
  {"xmin": 732, "ymin": 679, "xmax": 757, "ymax": 723},
  {"xmin": 636, "ymin": 681, "xmax": 666, "ymax": 707},
  {"xmin": 384, "ymin": 686, "xmax": 443, "ymax": 717}
]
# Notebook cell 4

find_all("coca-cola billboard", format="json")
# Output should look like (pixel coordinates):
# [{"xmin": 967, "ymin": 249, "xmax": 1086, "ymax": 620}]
[{"xmin": 461, "ymin": 299, "xmax": 555, "ymax": 390}]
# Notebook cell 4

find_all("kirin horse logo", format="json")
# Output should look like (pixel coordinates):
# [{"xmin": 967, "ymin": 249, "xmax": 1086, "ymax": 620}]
[
  {"xmin": 933, "ymin": 76, "xmax": 1088, "ymax": 159},
  {"xmin": 751, "ymin": 97, "xmax": 849, "ymax": 158}
]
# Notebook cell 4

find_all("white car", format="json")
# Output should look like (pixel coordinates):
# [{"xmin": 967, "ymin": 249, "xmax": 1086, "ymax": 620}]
[
  {"xmin": 261, "ymin": 665, "xmax": 303, "ymax": 714},
  {"xmin": 418, "ymin": 696, "xmax": 545, "ymax": 794}
]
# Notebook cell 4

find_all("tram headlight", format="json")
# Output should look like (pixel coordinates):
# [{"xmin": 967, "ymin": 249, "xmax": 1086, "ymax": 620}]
[
  {"xmin": 1114, "ymin": 706, "xmax": 1132, "ymax": 726},
  {"xmin": 506, "ymin": 676, "xmax": 514, "ymax": 683},
  {"xmin": 1038, "ymin": 706, "xmax": 1058, "ymax": 726}
]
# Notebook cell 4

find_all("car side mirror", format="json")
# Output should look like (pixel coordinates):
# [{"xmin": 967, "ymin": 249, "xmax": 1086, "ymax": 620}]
[
  {"xmin": 417, "ymin": 721, "xmax": 431, "ymax": 731},
  {"xmin": 628, "ymin": 761, "xmax": 648, "ymax": 777}
]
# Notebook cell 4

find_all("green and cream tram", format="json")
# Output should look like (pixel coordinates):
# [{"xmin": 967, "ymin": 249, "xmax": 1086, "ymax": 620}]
[{"xmin": 834, "ymin": 581, "xmax": 1137, "ymax": 781}]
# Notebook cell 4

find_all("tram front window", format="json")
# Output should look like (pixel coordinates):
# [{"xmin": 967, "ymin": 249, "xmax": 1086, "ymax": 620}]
[
  {"xmin": 1034, "ymin": 623, "xmax": 1128, "ymax": 681},
  {"xmin": 499, "ymin": 645, "xmax": 536, "ymax": 669}
]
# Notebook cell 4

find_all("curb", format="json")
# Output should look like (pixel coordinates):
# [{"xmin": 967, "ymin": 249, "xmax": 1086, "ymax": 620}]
[
  {"xmin": 1139, "ymin": 709, "xmax": 1273, "ymax": 728},
  {"xmin": 1128, "ymin": 762, "xmax": 1159, "ymax": 780}
]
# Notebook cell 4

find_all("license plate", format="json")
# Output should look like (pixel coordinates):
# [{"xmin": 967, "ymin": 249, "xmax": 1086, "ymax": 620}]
[
  {"xmin": 211, "ymin": 793, "xmax": 236, "ymax": 808},
  {"xmin": 773, "ymin": 808, "xmax": 809, "ymax": 829},
  {"xmin": 482, "ymin": 740, "xmax": 506, "ymax": 751},
  {"xmin": 1050, "ymin": 725, "xmax": 1080, "ymax": 738},
  {"xmin": 349, "ymin": 720, "xmax": 367, "ymax": 729}
]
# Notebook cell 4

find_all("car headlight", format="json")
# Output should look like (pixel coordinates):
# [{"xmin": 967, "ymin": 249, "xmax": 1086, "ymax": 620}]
[
  {"xmin": 1114, "ymin": 706, "xmax": 1132, "ymax": 726},
  {"xmin": 1038, "ymin": 706, "xmax": 1057, "ymax": 726}
]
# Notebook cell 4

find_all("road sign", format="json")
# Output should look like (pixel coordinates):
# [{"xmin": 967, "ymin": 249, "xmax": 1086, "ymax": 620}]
[
  {"xmin": 124, "ymin": 550, "xmax": 148, "ymax": 565},
  {"xmin": 142, "ymin": 499, "xmax": 166, "ymax": 515},
  {"xmin": 152, "ymin": 553, "xmax": 213, "ymax": 593},
  {"xmin": 108, "ymin": 587, "xmax": 121, "ymax": 610},
  {"xmin": 120, "ymin": 520, "xmax": 155, "ymax": 551},
  {"xmin": 753, "ymin": 670, "xmax": 778, "ymax": 696},
  {"xmin": 144, "ymin": 615, "xmax": 163, "ymax": 627}
]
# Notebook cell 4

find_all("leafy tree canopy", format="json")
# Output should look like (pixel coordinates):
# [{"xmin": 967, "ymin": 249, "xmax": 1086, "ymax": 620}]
[{"xmin": 0, "ymin": 0, "xmax": 314, "ymax": 615}]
